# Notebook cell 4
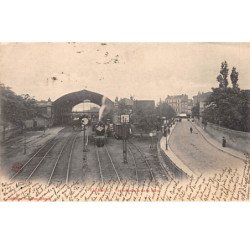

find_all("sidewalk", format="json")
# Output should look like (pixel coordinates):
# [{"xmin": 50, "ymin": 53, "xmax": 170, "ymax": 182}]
[
  {"xmin": 192, "ymin": 121, "xmax": 246, "ymax": 161},
  {"xmin": 159, "ymin": 123, "xmax": 197, "ymax": 177}
]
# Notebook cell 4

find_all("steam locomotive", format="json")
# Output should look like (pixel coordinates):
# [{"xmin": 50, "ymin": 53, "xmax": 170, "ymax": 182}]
[
  {"xmin": 94, "ymin": 121, "xmax": 106, "ymax": 147},
  {"xmin": 93, "ymin": 119, "xmax": 131, "ymax": 146}
]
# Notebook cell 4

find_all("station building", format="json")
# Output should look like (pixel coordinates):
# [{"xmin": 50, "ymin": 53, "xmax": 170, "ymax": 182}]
[
  {"xmin": 24, "ymin": 98, "xmax": 53, "ymax": 129},
  {"xmin": 36, "ymin": 98, "xmax": 53, "ymax": 118}
]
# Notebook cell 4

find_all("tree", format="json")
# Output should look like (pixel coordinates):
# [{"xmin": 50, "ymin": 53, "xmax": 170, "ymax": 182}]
[
  {"xmin": 130, "ymin": 95, "xmax": 135, "ymax": 100},
  {"xmin": 191, "ymin": 103, "xmax": 200, "ymax": 118},
  {"xmin": 0, "ymin": 83, "xmax": 41, "ymax": 127},
  {"xmin": 202, "ymin": 62, "xmax": 249, "ymax": 132},
  {"xmin": 131, "ymin": 108, "xmax": 157, "ymax": 133},
  {"xmin": 117, "ymin": 98, "xmax": 128, "ymax": 115},
  {"xmin": 217, "ymin": 61, "xmax": 229, "ymax": 89},
  {"xmin": 156, "ymin": 101, "xmax": 176, "ymax": 120},
  {"xmin": 230, "ymin": 67, "xmax": 239, "ymax": 91}
]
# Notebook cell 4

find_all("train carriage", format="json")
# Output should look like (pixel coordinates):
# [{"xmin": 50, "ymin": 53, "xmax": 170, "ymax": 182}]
[{"xmin": 113, "ymin": 123, "xmax": 131, "ymax": 140}]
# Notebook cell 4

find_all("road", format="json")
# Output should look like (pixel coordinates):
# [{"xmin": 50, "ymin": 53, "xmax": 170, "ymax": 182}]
[{"xmin": 169, "ymin": 120, "xmax": 245, "ymax": 175}]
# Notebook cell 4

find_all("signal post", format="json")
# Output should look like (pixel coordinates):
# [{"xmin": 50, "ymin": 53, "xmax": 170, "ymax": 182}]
[
  {"xmin": 81, "ymin": 117, "xmax": 89, "ymax": 170},
  {"xmin": 121, "ymin": 114, "xmax": 129, "ymax": 164}
]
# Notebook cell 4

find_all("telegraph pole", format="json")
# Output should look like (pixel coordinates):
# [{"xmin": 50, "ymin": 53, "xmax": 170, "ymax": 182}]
[
  {"xmin": 81, "ymin": 118, "xmax": 88, "ymax": 171},
  {"xmin": 149, "ymin": 132, "xmax": 153, "ymax": 149},
  {"xmin": 23, "ymin": 126, "xmax": 26, "ymax": 155},
  {"xmin": 81, "ymin": 118, "xmax": 88, "ymax": 152},
  {"xmin": 122, "ymin": 116, "xmax": 128, "ymax": 164}
]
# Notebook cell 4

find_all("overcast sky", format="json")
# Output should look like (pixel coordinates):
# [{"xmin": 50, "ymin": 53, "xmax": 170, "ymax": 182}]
[{"xmin": 0, "ymin": 43, "xmax": 249, "ymax": 104}]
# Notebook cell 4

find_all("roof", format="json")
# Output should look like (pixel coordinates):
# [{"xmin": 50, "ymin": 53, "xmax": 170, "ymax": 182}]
[
  {"xmin": 166, "ymin": 94, "xmax": 188, "ymax": 100},
  {"xmin": 52, "ymin": 89, "xmax": 114, "ymax": 124}
]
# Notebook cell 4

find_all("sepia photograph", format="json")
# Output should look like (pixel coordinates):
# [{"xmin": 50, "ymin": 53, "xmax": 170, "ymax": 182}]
[
  {"xmin": 0, "ymin": 43, "xmax": 249, "ymax": 201},
  {"xmin": 1, "ymin": 1, "xmax": 250, "ymax": 250}
]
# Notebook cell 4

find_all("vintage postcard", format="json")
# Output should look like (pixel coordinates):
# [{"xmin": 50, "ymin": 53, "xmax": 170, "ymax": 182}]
[{"xmin": 0, "ymin": 43, "xmax": 249, "ymax": 201}]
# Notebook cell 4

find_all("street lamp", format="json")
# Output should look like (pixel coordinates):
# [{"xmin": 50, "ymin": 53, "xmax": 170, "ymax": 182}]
[{"xmin": 165, "ymin": 127, "xmax": 168, "ymax": 150}]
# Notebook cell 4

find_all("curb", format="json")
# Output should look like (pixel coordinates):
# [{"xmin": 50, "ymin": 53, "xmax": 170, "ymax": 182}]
[
  {"xmin": 159, "ymin": 123, "xmax": 197, "ymax": 178},
  {"xmin": 156, "ymin": 141, "xmax": 174, "ymax": 180}
]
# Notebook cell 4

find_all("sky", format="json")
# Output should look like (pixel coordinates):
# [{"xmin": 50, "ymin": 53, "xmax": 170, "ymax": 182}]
[{"xmin": 0, "ymin": 43, "xmax": 250, "ymax": 105}]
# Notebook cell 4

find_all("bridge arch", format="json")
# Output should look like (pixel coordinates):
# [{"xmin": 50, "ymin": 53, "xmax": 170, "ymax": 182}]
[{"xmin": 52, "ymin": 89, "xmax": 113, "ymax": 125}]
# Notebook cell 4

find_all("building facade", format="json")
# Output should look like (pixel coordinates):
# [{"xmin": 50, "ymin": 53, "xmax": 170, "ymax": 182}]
[
  {"xmin": 193, "ymin": 92, "xmax": 212, "ymax": 114},
  {"xmin": 36, "ymin": 98, "xmax": 52, "ymax": 118},
  {"xmin": 187, "ymin": 99, "xmax": 193, "ymax": 115},
  {"xmin": 133, "ymin": 100, "xmax": 155, "ymax": 112},
  {"xmin": 165, "ymin": 94, "xmax": 188, "ymax": 115}
]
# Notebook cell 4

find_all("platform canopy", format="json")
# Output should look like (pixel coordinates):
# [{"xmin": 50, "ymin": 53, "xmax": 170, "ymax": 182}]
[{"xmin": 52, "ymin": 89, "xmax": 113, "ymax": 125}]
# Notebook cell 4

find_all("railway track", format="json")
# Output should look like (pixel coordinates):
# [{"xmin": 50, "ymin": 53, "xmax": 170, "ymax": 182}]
[
  {"xmin": 95, "ymin": 144, "xmax": 121, "ymax": 183},
  {"xmin": 10, "ymin": 132, "xmax": 80, "ymax": 184},
  {"xmin": 10, "ymin": 138, "xmax": 58, "ymax": 181},
  {"xmin": 128, "ymin": 141, "xmax": 156, "ymax": 182},
  {"xmin": 48, "ymin": 132, "xmax": 79, "ymax": 185},
  {"xmin": 128, "ymin": 140, "xmax": 168, "ymax": 182},
  {"xmin": 9, "ymin": 129, "xmax": 169, "ymax": 184},
  {"xmin": 47, "ymin": 136, "xmax": 71, "ymax": 185},
  {"xmin": 95, "ymin": 145, "xmax": 104, "ymax": 183},
  {"xmin": 127, "ymin": 146, "xmax": 139, "ymax": 183}
]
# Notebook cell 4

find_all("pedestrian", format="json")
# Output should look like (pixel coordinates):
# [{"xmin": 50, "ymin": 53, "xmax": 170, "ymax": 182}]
[
  {"xmin": 168, "ymin": 127, "xmax": 170, "ymax": 134},
  {"xmin": 190, "ymin": 127, "xmax": 193, "ymax": 133},
  {"xmin": 222, "ymin": 137, "xmax": 226, "ymax": 147},
  {"xmin": 43, "ymin": 125, "xmax": 46, "ymax": 135},
  {"xmin": 163, "ymin": 126, "xmax": 167, "ymax": 137}
]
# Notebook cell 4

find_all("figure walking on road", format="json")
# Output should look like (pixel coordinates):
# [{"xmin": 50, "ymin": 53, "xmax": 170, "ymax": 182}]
[
  {"xmin": 190, "ymin": 127, "xmax": 193, "ymax": 133},
  {"xmin": 167, "ymin": 127, "xmax": 170, "ymax": 134},
  {"xmin": 222, "ymin": 136, "xmax": 226, "ymax": 147}
]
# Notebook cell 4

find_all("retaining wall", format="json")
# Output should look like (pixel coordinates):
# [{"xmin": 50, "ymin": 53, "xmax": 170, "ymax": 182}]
[{"xmin": 195, "ymin": 119, "xmax": 250, "ymax": 154}]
